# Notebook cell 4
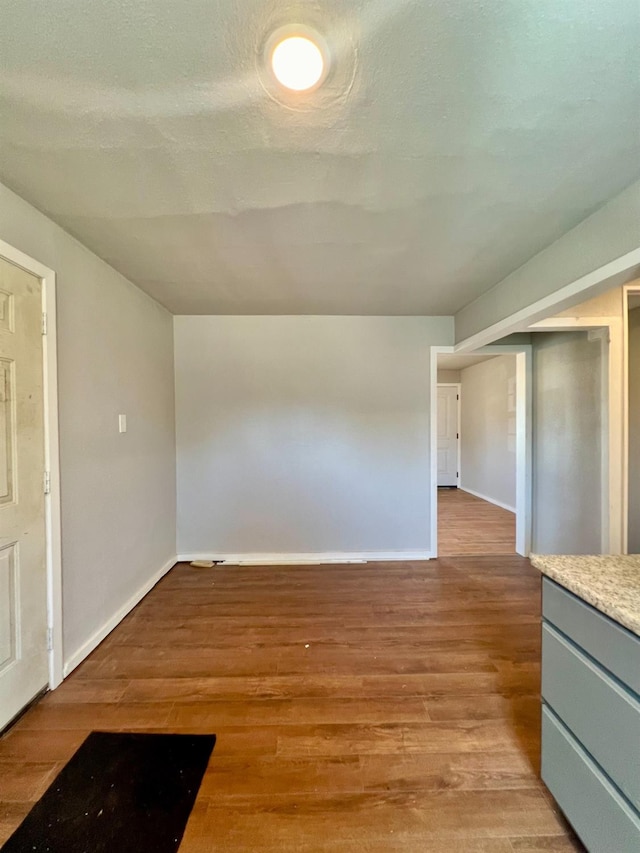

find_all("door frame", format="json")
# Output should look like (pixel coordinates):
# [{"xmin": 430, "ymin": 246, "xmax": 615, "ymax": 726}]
[
  {"xmin": 436, "ymin": 382, "xmax": 461, "ymax": 488},
  {"xmin": 430, "ymin": 345, "xmax": 533, "ymax": 558},
  {"xmin": 0, "ymin": 238, "xmax": 63, "ymax": 689},
  {"xmin": 623, "ymin": 281, "xmax": 640, "ymax": 554}
]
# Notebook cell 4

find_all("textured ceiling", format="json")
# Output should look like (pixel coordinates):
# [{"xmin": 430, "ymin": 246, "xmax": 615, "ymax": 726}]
[{"xmin": 1, "ymin": 0, "xmax": 639, "ymax": 315}]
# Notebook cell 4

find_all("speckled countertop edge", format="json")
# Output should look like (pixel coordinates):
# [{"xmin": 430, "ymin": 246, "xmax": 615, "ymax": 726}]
[{"xmin": 530, "ymin": 554, "xmax": 640, "ymax": 638}]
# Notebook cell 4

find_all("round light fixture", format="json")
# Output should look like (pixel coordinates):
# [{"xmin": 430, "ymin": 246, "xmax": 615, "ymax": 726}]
[{"xmin": 270, "ymin": 33, "xmax": 327, "ymax": 92}]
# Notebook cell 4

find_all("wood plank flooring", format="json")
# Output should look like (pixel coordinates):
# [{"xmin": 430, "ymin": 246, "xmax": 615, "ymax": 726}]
[
  {"xmin": 439, "ymin": 488, "xmax": 516, "ymax": 555},
  {"xmin": 0, "ymin": 558, "xmax": 583, "ymax": 851}
]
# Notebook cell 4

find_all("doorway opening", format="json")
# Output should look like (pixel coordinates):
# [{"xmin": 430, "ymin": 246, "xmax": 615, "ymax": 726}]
[
  {"xmin": 527, "ymin": 297, "xmax": 622, "ymax": 555},
  {"xmin": 430, "ymin": 345, "xmax": 532, "ymax": 559}
]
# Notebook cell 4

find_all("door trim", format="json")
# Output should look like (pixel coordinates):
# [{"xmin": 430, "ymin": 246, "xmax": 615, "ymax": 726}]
[
  {"xmin": 623, "ymin": 282, "xmax": 640, "ymax": 555},
  {"xmin": 436, "ymin": 383, "xmax": 461, "ymax": 488},
  {"xmin": 430, "ymin": 345, "xmax": 533, "ymax": 558},
  {"xmin": 0, "ymin": 239, "xmax": 63, "ymax": 689}
]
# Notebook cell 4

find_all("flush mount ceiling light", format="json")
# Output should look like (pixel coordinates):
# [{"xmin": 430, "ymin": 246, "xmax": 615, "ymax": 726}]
[
  {"xmin": 267, "ymin": 27, "xmax": 329, "ymax": 93},
  {"xmin": 272, "ymin": 36, "xmax": 323, "ymax": 90}
]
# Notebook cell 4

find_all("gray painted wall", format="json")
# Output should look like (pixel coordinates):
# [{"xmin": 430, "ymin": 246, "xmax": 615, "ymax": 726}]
[
  {"xmin": 174, "ymin": 315, "xmax": 453, "ymax": 557},
  {"xmin": 532, "ymin": 331, "xmax": 603, "ymax": 554},
  {"xmin": 0, "ymin": 181, "xmax": 177, "ymax": 666},
  {"xmin": 460, "ymin": 355, "xmax": 517, "ymax": 510},
  {"xmin": 628, "ymin": 307, "xmax": 640, "ymax": 553}
]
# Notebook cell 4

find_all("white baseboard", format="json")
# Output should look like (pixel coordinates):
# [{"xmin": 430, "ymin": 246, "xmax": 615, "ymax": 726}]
[
  {"xmin": 459, "ymin": 486, "xmax": 516, "ymax": 514},
  {"xmin": 177, "ymin": 551, "xmax": 435, "ymax": 566},
  {"xmin": 63, "ymin": 555, "xmax": 177, "ymax": 678}
]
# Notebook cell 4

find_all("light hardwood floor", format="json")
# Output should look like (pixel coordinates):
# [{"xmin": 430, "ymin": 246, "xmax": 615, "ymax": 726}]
[
  {"xmin": 0, "ymin": 558, "xmax": 583, "ymax": 851},
  {"xmin": 439, "ymin": 488, "xmax": 516, "ymax": 556}
]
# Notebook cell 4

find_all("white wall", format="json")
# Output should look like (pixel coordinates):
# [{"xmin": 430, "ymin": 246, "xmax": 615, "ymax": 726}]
[
  {"xmin": 437, "ymin": 369, "xmax": 461, "ymax": 384},
  {"xmin": 0, "ymin": 182, "xmax": 176, "ymax": 668},
  {"xmin": 554, "ymin": 284, "xmax": 623, "ymax": 319},
  {"xmin": 175, "ymin": 315, "xmax": 453, "ymax": 559},
  {"xmin": 532, "ymin": 330, "xmax": 603, "ymax": 554},
  {"xmin": 459, "ymin": 355, "xmax": 517, "ymax": 511},
  {"xmin": 628, "ymin": 305, "xmax": 640, "ymax": 553}
]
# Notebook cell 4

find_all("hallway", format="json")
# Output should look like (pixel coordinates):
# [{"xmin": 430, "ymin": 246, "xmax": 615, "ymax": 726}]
[{"xmin": 438, "ymin": 488, "xmax": 516, "ymax": 556}]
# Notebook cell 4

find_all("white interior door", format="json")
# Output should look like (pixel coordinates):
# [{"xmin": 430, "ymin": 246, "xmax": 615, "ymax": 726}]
[
  {"xmin": 437, "ymin": 385, "xmax": 459, "ymax": 487},
  {"xmin": 0, "ymin": 256, "xmax": 48, "ymax": 730}
]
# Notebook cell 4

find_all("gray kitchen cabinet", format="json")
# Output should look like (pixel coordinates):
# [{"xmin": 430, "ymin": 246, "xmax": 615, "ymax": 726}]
[{"xmin": 541, "ymin": 577, "xmax": 640, "ymax": 852}]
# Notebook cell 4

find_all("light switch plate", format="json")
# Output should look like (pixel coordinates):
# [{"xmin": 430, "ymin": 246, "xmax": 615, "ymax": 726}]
[{"xmin": 118, "ymin": 414, "xmax": 127, "ymax": 433}]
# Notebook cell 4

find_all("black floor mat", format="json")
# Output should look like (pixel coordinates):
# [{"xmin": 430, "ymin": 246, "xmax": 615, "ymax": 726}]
[{"xmin": 2, "ymin": 731, "xmax": 216, "ymax": 853}]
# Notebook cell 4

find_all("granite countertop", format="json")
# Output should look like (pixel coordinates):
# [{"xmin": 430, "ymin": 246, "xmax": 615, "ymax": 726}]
[{"xmin": 530, "ymin": 554, "xmax": 640, "ymax": 638}]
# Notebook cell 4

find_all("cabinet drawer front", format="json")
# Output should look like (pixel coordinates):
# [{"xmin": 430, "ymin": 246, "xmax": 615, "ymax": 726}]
[
  {"xmin": 542, "ymin": 706, "xmax": 640, "ymax": 853},
  {"xmin": 542, "ymin": 623, "xmax": 640, "ymax": 808},
  {"xmin": 542, "ymin": 578, "xmax": 640, "ymax": 695}
]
